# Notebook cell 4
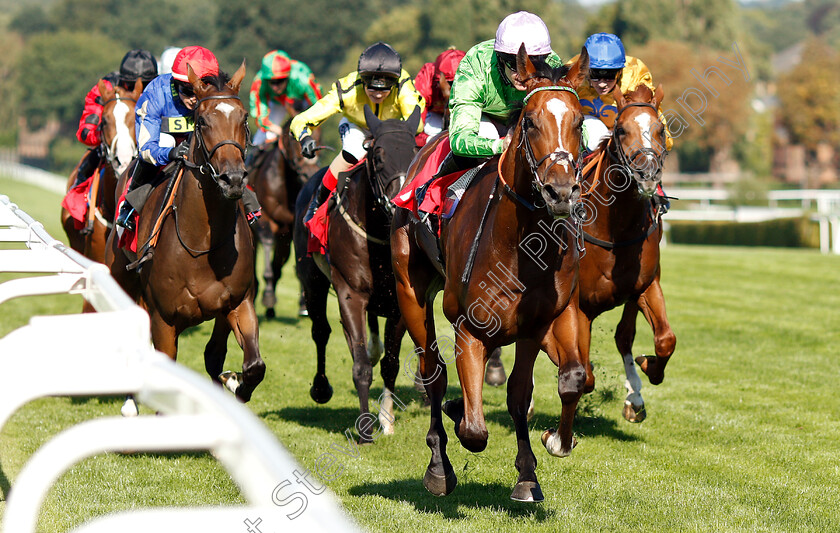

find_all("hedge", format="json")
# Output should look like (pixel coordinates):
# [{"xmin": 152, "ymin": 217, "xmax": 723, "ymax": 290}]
[{"xmin": 667, "ymin": 217, "xmax": 820, "ymax": 248}]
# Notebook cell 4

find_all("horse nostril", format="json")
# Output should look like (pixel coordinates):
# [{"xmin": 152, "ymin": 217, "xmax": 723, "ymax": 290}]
[{"xmin": 543, "ymin": 184, "xmax": 560, "ymax": 202}]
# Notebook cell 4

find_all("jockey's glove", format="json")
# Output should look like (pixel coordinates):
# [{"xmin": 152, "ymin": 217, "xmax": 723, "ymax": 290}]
[
  {"xmin": 168, "ymin": 140, "xmax": 189, "ymax": 162},
  {"xmin": 300, "ymin": 135, "xmax": 317, "ymax": 159}
]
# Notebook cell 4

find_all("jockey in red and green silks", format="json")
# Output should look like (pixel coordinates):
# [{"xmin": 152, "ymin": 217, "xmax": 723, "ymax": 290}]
[
  {"xmin": 447, "ymin": 12, "xmax": 563, "ymax": 163},
  {"xmin": 249, "ymin": 50, "xmax": 322, "ymax": 146}
]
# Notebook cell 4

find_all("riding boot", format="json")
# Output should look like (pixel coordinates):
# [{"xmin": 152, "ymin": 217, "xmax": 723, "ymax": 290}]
[
  {"xmin": 116, "ymin": 159, "xmax": 151, "ymax": 231},
  {"xmin": 654, "ymin": 183, "xmax": 671, "ymax": 214},
  {"xmin": 73, "ymin": 147, "xmax": 102, "ymax": 187},
  {"xmin": 303, "ymin": 181, "xmax": 331, "ymax": 224},
  {"xmin": 243, "ymin": 187, "xmax": 262, "ymax": 228}
]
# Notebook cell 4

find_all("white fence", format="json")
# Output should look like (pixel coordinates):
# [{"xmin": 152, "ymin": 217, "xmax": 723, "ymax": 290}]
[
  {"xmin": 0, "ymin": 195, "xmax": 357, "ymax": 532},
  {"xmin": 667, "ymin": 188, "xmax": 840, "ymax": 254}
]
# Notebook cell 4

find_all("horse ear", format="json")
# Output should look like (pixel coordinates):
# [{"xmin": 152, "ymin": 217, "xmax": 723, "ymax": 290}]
[
  {"xmin": 653, "ymin": 83, "xmax": 665, "ymax": 108},
  {"xmin": 565, "ymin": 46, "xmax": 589, "ymax": 90},
  {"xmin": 98, "ymin": 79, "xmax": 113, "ymax": 100},
  {"xmin": 405, "ymin": 105, "xmax": 421, "ymax": 134},
  {"xmin": 131, "ymin": 78, "xmax": 143, "ymax": 99},
  {"xmin": 228, "ymin": 60, "xmax": 247, "ymax": 93},
  {"xmin": 516, "ymin": 43, "xmax": 537, "ymax": 84},
  {"xmin": 438, "ymin": 72, "xmax": 451, "ymax": 97},
  {"xmin": 364, "ymin": 104, "xmax": 381, "ymax": 136}
]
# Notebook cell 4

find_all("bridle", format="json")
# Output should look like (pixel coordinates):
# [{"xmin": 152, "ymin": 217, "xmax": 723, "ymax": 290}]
[
  {"xmin": 607, "ymin": 102, "xmax": 667, "ymax": 182},
  {"xmin": 363, "ymin": 128, "xmax": 415, "ymax": 220},
  {"xmin": 518, "ymin": 85, "xmax": 584, "ymax": 204},
  {"xmin": 182, "ymin": 94, "xmax": 249, "ymax": 184},
  {"xmin": 99, "ymin": 94, "xmax": 138, "ymax": 173}
]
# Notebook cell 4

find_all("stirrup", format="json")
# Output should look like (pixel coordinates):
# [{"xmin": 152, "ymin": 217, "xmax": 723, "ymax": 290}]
[{"xmin": 116, "ymin": 205, "xmax": 136, "ymax": 232}]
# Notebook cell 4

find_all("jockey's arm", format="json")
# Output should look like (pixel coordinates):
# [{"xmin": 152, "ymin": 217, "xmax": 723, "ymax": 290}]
[
  {"xmin": 396, "ymin": 72, "xmax": 426, "ymax": 134},
  {"xmin": 289, "ymin": 83, "xmax": 342, "ymax": 141},
  {"xmin": 76, "ymin": 83, "xmax": 105, "ymax": 147},
  {"xmin": 136, "ymin": 96, "xmax": 172, "ymax": 166}
]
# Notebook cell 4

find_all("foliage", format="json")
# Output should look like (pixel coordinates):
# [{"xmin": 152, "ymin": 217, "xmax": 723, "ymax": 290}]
[
  {"xmin": 9, "ymin": 5, "xmax": 55, "ymax": 37},
  {"xmin": 0, "ymin": 32, "xmax": 24, "ymax": 146},
  {"xmin": 741, "ymin": 1, "xmax": 808, "ymax": 54},
  {"xmin": 15, "ymin": 30, "xmax": 123, "ymax": 127},
  {"xmin": 668, "ymin": 217, "xmax": 819, "ymax": 248},
  {"xmin": 805, "ymin": 0, "xmax": 840, "ymax": 47},
  {"xmin": 776, "ymin": 38, "xmax": 840, "ymax": 153}
]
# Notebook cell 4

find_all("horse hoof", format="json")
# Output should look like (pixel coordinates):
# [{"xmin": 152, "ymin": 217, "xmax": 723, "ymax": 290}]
[
  {"xmin": 265, "ymin": 307, "xmax": 276, "ymax": 320},
  {"xmin": 442, "ymin": 398, "xmax": 464, "ymax": 424},
  {"xmin": 541, "ymin": 428, "xmax": 577, "ymax": 458},
  {"xmin": 635, "ymin": 355, "xmax": 665, "ymax": 385},
  {"xmin": 310, "ymin": 374, "xmax": 333, "ymax": 404},
  {"xmin": 484, "ymin": 361, "xmax": 507, "ymax": 387},
  {"xmin": 298, "ymin": 306, "xmax": 308, "ymax": 317},
  {"xmin": 235, "ymin": 386, "xmax": 254, "ymax": 403},
  {"xmin": 219, "ymin": 371, "xmax": 242, "ymax": 394},
  {"xmin": 121, "ymin": 397, "xmax": 138, "ymax": 417},
  {"xmin": 510, "ymin": 481, "xmax": 544, "ymax": 502},
  {"xmin": 367, "ymin": 336, "xmax": 384, "ymax": 367},
  {"xmin": 423, "ymin": 468, "xmax": 457, "ymax": 496},
  {"xmin": 623, "ymin": 402, "xmax": 646, "ymax": 423}
]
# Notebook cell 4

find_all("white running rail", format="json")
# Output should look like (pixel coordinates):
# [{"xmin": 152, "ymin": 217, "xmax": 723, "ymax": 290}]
[{"xmin": 0, "ymin": 195, "xmax": 358, "ymax": 532}]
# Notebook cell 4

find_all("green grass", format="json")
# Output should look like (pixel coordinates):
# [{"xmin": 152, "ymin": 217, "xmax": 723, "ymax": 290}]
[{"xmin": 1, "ymin": 175, "xmax": 840, "ymax": 532}]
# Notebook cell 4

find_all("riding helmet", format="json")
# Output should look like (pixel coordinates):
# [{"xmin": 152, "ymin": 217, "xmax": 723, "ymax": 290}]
[
  {"xmin": 494, "ymin": 11, "xmax": 552, "ymax": 56},
  {"xmin": 358, "ymin": 42, "xmax": 401, "ymax": 89},
  {"xmin": 171, "ymin": 45, "xmax": 219, "ymax": 82},
  {"xmin": 259, "ymin": 50, "xmax": 292, "ymax": 80},
  {"xmin": 119, "ymin": 49, "xmax": 158, "ymax": 82},
  {"xmin": 585, "ymin": 33, "xmax": 626, "ymax": 69}
]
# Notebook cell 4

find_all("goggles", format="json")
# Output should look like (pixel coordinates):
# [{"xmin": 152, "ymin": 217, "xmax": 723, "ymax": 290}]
[
  {"xmin": 590, "ymin": 68, "xmax": 621, "ymax": 81},
  {"xmin": 174, "ymin": 80, "xmax": 195, "ymax": 98},
  {"xmin": 361, "ymin": 74, "xmax": 397, "ymax": 90}
]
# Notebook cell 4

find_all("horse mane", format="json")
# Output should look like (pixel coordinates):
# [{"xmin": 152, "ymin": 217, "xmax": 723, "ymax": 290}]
[
  {"xmin": 200, "ymin": 71, "xmax": 232, "ymax": 92},
  {"xmin": 624, "ymin": 84, "xmax": 654, "ymax": 104}
]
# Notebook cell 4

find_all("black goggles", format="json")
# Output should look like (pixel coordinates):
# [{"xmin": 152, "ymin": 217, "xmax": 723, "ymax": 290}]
[
  {"xmin": 497, "ymin": 53, "xmax": 518, "ymax": 71},
  {"xmin": 361, "ymin": 75, "xmax": 396, "ymax": 90},
  {"xmin": 590, "ymin": 68, "xmax": 621, "ymax": 80},
  {"xmin": 174, "ymin": 80, "xmax": 195, "ymax": 97}
]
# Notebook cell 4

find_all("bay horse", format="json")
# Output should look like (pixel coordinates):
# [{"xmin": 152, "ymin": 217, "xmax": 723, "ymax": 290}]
[
  {"xmin": 577, "ymin": 84, "xmax": 676, "ymax": 422},
  {"xmin": 250, "ymin": 121, "xmax": 319, "ymax": 319},
  {"xmin": 105, "ymin": 63, "xmax": 265, "ymax": 402},
  {"xmin": 294, "ymin": 105, "xmax": 421, "ymax": 443},
  {"xmin": 391, "ymin": 46, "xmax": 590, "ymax": 501},
  {"xmin": 62, "ymin": 79, "xmax": 142, "ymax": 263}
]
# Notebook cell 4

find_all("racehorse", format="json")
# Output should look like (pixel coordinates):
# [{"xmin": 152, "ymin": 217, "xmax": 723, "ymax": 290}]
[
  {"xmin": 294, "ymin": 106, "xmax": 421, "ymax": 443},
  {"xmin": 391, "ymin": 46, "xmax": 589, "ymax": 501},
  {"xmin": 61, "ymin": 79, "xmax": 142, "ymax": 263},
  {"xmin": 105, "ymin": 63, "xmax": 265, "ymax": 403},
  {"xmin": 250, "ymin": 121, "xmax": 319, "ymax": 318},
  {"xmin": 577, "ymin": 84, "xmax": 676, "ymax": 422}
]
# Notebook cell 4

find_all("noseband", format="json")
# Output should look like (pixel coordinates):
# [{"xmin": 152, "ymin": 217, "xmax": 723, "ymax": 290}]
[
  {"xmin": 608, "ymin": 102, "xmax": 667, "ymax": 180},
  {"xmin": 518, "ymin": 85, "xmax": 583, "ymax": 198},
  {"xmin": 185, "ymin": 94, "xmax": 249, "ymax": 180},
  {"xmin": 363, "ymin": 128, "xmax": 414, "ymax": 219}
]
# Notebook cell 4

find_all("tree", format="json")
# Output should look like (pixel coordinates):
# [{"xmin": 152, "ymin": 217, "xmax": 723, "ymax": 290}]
[
  {"xmin": 16, "ymin": 31, "xmax": 124, "ymax": 127},
  {"xmin": 777, "ymin": 38, "xmax": 840, "ymax": 153}
]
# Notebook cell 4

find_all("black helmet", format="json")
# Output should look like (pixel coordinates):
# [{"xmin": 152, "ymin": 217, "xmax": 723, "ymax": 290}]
[
  {"xmin": 119, "ymin": 49, "xmax": 158, "ymax": 83},
  {"xmin": 358, "ymin": 42, "xmax": 401, "ymax": 89}
]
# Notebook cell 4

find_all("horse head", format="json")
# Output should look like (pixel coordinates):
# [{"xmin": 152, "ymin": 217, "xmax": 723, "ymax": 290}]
[
  {"xmin": 363, "ymin": 105, "xmax": 421, "ymax": 214},
  {"xmin": 610, "ymin": 84, "xmax": 667, "ymax": 197},
  {"xmin": 97, "ymin": 78, "xmax": 141, "ymax": 175},
  {"xmin": 513, "ymin": 44, "xmax": 588, "ymax": 219},
  {"xmin": 187, "ymin": 62, "xmax": 249, "ymax": 200}
]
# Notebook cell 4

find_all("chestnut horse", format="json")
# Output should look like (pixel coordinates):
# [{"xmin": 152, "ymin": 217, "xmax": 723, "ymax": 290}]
[
  {"xmin": 577, "ymin": 84, "xmax": 676, "ymax": 422},
  {"xmin": 106, "ymin": 63, "xmax": 265, "ymax": 402},
  {"xmin": 62, "ymin": 79, "xmax": 142, "ymax": 262},
  {"xmin": 294, "ymin": 106, "xmax": 421, "ymax": 443},
  {"xmin": 391, "ymin": 47, "xmax": 589, "ymax": 501},
  {"xmin": 250, "ymin": 122, "xmax": 319, "ymax": 318}
]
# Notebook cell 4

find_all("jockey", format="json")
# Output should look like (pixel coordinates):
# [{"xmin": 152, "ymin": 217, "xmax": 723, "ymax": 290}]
[
  {"xmin": 414, "ymin": 48, "xmax": 465, "ymax": 145},
  {"xmin": 115, "ymin": 45, "xmax": 261, "ymax": 231},
  {"xmin": 570, "ymin": 33, "xmax": 673, "ymax": 152},
  {"xmin": 73, "ymin": 49, "xmax": 158, "ymax": 185},
  {"xmin": 441, "ymin": 11, "xmax": 563, "ymax": 176},
  {"xmin": 249, "ymin": 50, "xmax": 322, "ymax": 151},
  {"xmin": 291, "ymin": 41, "xmax": 425, "ymax": 223}
]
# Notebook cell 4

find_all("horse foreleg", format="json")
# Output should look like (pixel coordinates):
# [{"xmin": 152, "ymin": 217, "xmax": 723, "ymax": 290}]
[
  {"xmin": 255, "ymin": 221, "xmax": 277, "ymax": 318},
  {"xmin": 301, "ymin": 260, "xmax": 332, "ymax": 404},
  {"xmin": 577, "ymin": 309, "xmax": 596, "ymax": 393},
  {"xmin": 541, "ymin": 299, "xmax": 586, "ymax": 458},
  {"xmin": 508, "ymin": 339, "xmax": 543, "ymax": 502},
  {"xmin": 484, "ymin": 347, "xmax": 506, "ymax": 387},
  {"xmin": 367, "ymin": 312, "xmax": 384, "ymax": 366},
  {"xmin": 205, "ymin": 318, "xmax": 231, "ymax": 386},
  {"xmin": 635, "ymin": 277, "xmax": 676, "ymax": 386},
  {"xmin": 335, "ymin": 289, "xmax": 375, "ymax": 443},
  {"xmin": 226, "ymin": 299, "xmax": 265, "ymax": 402},
  {"xmin": 377, "ymin": 316, "xmax": 405, "ymax": 435},
  {"xmin": 392, "ymin": 229, "xmax": 454, "ymax": 495},
  {"xmin": 445, "ymin": 328, "xmax": 489, "ymax": 453},
  {"xmin": 616, "ymin": 301, "xmax": 646, "ymax": 422},
  {"xmin": 149, "ymin": 310, "xmax": 178, "ymax": 360}
]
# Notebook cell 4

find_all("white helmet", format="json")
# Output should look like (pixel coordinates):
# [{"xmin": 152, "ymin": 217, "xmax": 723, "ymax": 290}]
[
  {"xmin": 494, "ymin": 11, "xmax": 552, "ymax": 56},
  {"xmin": 159, "ymin": 46, "xmax": 182, "ymax": 75}
]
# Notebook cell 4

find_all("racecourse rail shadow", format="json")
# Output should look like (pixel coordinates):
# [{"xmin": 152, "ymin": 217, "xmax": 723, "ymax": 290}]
[
  {"xmin": 349, "ymin": 479, "xmax": 555, "ymax": 520},
  {"xmin": 483, "ymin": 407, "xmax": 638, "ymax": 443}
]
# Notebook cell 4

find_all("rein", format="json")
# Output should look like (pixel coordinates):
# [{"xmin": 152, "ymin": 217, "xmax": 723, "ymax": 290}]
[
  {"xmin": 181, "ymin": 94, "xmax": 249, "ymax": 181},
  {"xmin": 606, "ymin": 102, "xmax": 667, "ymax": 175}
]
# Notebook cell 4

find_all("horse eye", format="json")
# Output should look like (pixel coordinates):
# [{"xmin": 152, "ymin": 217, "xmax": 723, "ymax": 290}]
[{"xmin": 615, "ymin": 126, "xmax": 625, "ymax": 136}]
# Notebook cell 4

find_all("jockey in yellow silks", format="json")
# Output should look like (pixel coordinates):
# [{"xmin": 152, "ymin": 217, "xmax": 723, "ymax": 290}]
[{"xmin": 568, "ymin": 33, "xmax": 673, "ymax": 152}]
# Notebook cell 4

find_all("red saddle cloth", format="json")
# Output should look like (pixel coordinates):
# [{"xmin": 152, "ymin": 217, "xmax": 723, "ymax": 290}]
[
  {"xmin": 304, "ymin": 159, "xmax": 366, "ymax": 256},
  {"xmin": 61, "ymin": 176, "xmax": 93, "ymax": 230},
  {"xmin": 393, "ymin": 139, "xmax": 468, "ymax": 217}
]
